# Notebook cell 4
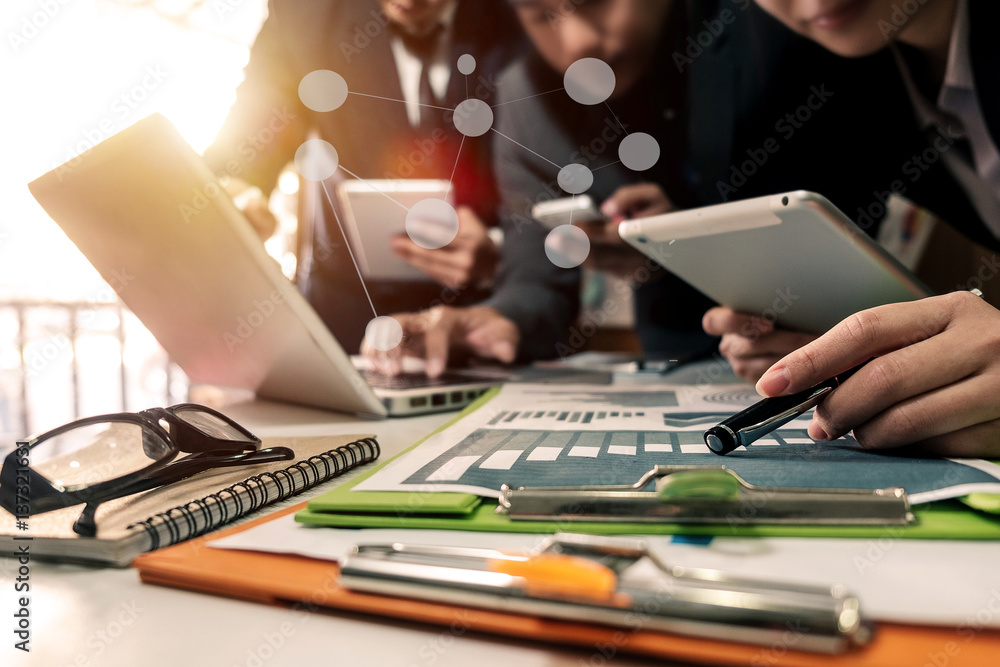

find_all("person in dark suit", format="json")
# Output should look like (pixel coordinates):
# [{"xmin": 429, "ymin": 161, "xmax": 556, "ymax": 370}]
[
  {"xmin": 366, "ymin": 0, "xmax": 713, "ymax": 375},
  {"xmin": 204, "ymin": 0, "xmax": 523, "ymax": 353},
  {"xmin": 714, "ymin": 0, "xmax": 1000, "ymax": 457},
  {"xmin": 369, "ymin": 0, "xmax": 983, "ymax": 372}
]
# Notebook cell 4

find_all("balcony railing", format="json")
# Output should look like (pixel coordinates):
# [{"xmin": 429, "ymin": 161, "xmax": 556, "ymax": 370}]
[{"xmin": 0, "ymin": 299, "xmax": 188, "ymax": 447}]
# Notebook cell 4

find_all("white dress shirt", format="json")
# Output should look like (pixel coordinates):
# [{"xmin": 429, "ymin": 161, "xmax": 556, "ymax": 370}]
[{"xmin": 388, "ymin": 1, "xmax": 457, "ymax": 128}]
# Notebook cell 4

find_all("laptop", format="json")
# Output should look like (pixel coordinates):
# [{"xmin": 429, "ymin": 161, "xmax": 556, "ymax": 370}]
[{"xmin": 28, "ymin": 114, "xmax": 499, "ymax": 417}]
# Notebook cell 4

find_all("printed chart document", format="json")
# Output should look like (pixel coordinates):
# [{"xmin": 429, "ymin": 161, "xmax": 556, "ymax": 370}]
[{"xmin": 353, "ymin": 382, "xmax": 1000, "ymax": 504}]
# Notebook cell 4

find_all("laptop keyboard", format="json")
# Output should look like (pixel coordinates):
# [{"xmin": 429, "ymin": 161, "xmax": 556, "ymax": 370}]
[{"xmin": 360, "ymin": 370, "xmax": 498, "ymax": 391}]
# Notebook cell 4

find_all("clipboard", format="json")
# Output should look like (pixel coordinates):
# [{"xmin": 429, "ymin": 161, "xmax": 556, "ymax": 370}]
[
  {"xmin": 134, "ymin": 502, "xmax": 1000, "ymax": 666},
  {"xmin": 297, "ymin": 389, "xmax": 1000, "ymax": 539},
  {"xmin": 340, "ymin": 533, "xmax": 871, "ymax": 654}
]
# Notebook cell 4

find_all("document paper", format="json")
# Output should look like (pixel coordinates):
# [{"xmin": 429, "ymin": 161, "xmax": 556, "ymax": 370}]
[{"xmin": 354, "ymin": 383, "xmax": 1000, "ymax": 503}]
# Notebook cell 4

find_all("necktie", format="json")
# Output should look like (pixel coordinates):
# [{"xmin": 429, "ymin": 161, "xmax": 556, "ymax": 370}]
[{"xmin": 390, "ymin": 22, "xmax": 445, "ymax": 129}]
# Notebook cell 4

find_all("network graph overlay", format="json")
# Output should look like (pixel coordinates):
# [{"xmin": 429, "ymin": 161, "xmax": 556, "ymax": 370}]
[{"xmin": 291, "ymin": 56, "xmax": 661, "ymax": 352}]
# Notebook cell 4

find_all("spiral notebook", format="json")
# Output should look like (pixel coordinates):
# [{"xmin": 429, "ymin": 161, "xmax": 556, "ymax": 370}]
[{"xmin": 0, "ymin": 434, "xmax": 379, "ymax": 566}]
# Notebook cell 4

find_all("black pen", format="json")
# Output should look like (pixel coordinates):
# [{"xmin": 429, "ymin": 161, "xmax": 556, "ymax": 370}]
[{"xmin": 704, "ymin": 361, "xmax": 869, "ymax": 456}]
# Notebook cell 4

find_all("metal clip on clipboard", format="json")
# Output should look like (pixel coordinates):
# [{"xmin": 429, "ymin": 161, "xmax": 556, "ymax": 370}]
[
  {"xmin": 497, "ymin": 466, "xmax": 915, "ymax": 525},
  {"xmin": 339, "ymin": 533, "xmax": 872, "ymax": 654}
]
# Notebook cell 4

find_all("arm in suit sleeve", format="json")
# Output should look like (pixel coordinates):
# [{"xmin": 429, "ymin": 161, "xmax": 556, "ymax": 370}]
[
  {"xmin": 203, "ymin": 0, "xmax": 309, "ymax": 195},
  {"xmin": 483, "ymin": 117, "xmax": 581, "ymax": 362}
]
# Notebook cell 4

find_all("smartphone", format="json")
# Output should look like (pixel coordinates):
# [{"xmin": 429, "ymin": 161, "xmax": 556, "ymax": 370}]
[{"xmin": 531, "ymin": 195, "xmax": 606, "ymax": 229}]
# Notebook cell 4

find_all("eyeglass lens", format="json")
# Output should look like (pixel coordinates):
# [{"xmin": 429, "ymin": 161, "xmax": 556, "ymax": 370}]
[
  {"xmin": 171, "ymin": 407, "xmax": 249, "ymax": 440},
  {"xmin": 31, "ymin": 421, "xmax": 172, "ymax": 487}
]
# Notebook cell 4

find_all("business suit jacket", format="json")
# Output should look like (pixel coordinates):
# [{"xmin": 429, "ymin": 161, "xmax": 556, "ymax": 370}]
[
  {"xmin": 486, "ymin": 20, "xmax": 716, "ymax": 362},
  {"xmin": 205, "ymin": 0, "xmax": 522, "ymax": 352},
  {"xmin": 971, "ymin": 0, "xmax": 1000, "ymax": 165}
]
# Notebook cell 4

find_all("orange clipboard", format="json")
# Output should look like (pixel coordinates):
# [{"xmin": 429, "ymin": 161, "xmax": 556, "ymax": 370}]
[{"xmin": 134, "ymin": 503, "xmax": 1000, "ymax": 666}]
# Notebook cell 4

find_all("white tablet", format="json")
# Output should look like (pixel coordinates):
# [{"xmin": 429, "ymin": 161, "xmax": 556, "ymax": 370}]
[
  {"xmin": 618, "ymin": 191, "xmax": 933, "ymax": 333},
  {"xmin": 336, "ymin": 179, "xmax": 452, "ymax": 281}
]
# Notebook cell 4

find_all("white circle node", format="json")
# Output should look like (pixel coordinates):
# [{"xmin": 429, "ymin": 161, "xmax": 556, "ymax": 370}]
[
  {"xmin": 294, "ymin": 139, "xmax": 339, "ymax": 181},
  {"xmin": 298, "ymin": 70, "xmax": 348, "ymax": 112},
  {"xmin": 564, "ymin": 58, "xmax": 616, "ymax": 105},
  {"xmin": 452, "ymin": 99, "xmax": 494, "ymax": 137},
  {"xmin": 365, "ymin": 316, "xmax": 403, "ymax": 352},
  {"xmin": 457, "ymin": 54, "xmax": 476, "ymax": 75},
  {"xmin": 544, "ymin": 225, "xmax": 591, "ymax": 269},
  {"xmin": 405, "ymin": 199, "xmax": 460, "ymax": 249},
  {"xmin": 619, "ymin": 132, "xmax": 661, "ymax": 171},
  {"xmin": 557, "ymin": 164, "xmax": 594, "ymax": 195}
]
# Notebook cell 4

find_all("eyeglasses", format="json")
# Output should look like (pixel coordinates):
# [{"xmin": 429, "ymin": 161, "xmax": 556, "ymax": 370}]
[{"xmin": 0, "ymin": 403, "xmax": 293, "ymax": 536}]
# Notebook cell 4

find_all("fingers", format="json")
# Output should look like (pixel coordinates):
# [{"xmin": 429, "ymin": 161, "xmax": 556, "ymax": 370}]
[
  {"xmin": 243, "ymin": 197, "xmax": 278, "ymax": 240},
  {"xmin": 464, "ymin": 307, "xmax": 519, "ymax": 363},
  {"xmin": 915, "ymin": 418, "xmax": 1000, "ymax": 458},
  {"xmin": 729, "ymin": 356, "xmax": 781, "ymax": 384},
  {"xmin": 702, "ymin": 307, "xmax": 774, "ymax": 337},
  {"xmin": 456, "ymin": 206, "xmax": 489, "ymax": 236},
  {"xmin": 809, "ymin": 327, "xmax": 985, "ymax": 442},
  {"xmin": 601, "ymin": 183, "xmax": 674, "ymax": 223},
  {"xmin": 719, "ymin": 329, "xmax": 815, "ymax": 360},
  {"xmin": 364, "ymin": 306, "xmax": 520, "ymax": 378},
  {"xmin": 757, "ymin": 296, "xmax": 957, "ymax": 397},
  {"xmin": 414, "ymin": 308, "xmax": 449, "ymax": 377},
  {"xmin": 836, "ymin": 373, "xmax": 1000, "ymax": 453},
  {"xmin": 391, "ymin": 237, "xmax": 474, "ymax": 288},
  {"xmin": 703, "ymin": 308, "xmax": 815, "ymax": 384},
  {"xmin": 720, "ymin": 331, "xmax": 816, "ymax": 384},
  {"xmin": 362, "ymin": 333, "xmax": 404, "ymax": 377}
]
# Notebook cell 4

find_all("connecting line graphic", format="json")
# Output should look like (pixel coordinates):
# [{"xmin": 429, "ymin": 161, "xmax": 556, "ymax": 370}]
[
  {"xmin": 491, "ymin": 88, "xmax": 565, "ymax": 107},
  {"xmin": 346, "ymin": 87, "xmax": 576, "ymax": 194},
  {"xmin": 604, "ymin": 101, "xmax": 628, "ymax": 135},
  {"xmin": 445, "ymin": 133, "xmax": 467, "ymax": 201},
  {"xmin": 338, "ymin": 92, "xmax": 467, "ymax": 207},
  {"xmin": 319, "ymin": 180, "xmax": 379, "ymax": 320},
  {"xmin": 343, "ymin": 78, "xmax": 570, "ymax": 176},
  {"xmin": 490, "ymin": 127, "xmax": 562, "ymax": 169},
  {"xmin": 295, "ymin": 56, "xmax": 662, "ymax": 350},
  {"xmin": 338, "ymin": 165, "xmax": 410, "ymax": 211},
  {"xmin": 592, "ymin": 160, "xmax": 621, "ymax": 171},
  {"xmin": 347, "ymin": 90, "xmax": 453, "ymax": 111}
]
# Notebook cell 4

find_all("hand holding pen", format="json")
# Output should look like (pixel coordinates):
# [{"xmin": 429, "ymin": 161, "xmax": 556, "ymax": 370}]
[{"xmin": 706, "ymin": 290, "xmax": 1000, "ymax": 458}]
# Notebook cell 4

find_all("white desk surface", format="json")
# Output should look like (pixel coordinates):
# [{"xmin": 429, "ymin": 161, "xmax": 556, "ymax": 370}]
[{"xmin": 5, "ymin": 389, "xmax": 692, "ymax": 667}]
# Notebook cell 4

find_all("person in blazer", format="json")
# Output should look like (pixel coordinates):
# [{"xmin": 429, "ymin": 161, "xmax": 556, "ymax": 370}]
[
  {"xmin": 709, "ymin": 0, "xmax": 1000, "ymax": 456},
  {"xmin": 204, "ymin": 0, "xmax": 524, "ymax": 353},
  {"xmin": 368, "ymin": 0, "xmax": 983, "ymax": 372}
]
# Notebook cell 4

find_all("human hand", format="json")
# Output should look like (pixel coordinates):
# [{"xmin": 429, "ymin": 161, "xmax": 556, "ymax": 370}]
[
  {"xmin": 241, "ymin": 195, "xmax": 279, "ymax": 240},
  {"xmin": 579, "ymin": 183, "xmax": 676, "ymax": 279},
  {"xmin": 702, "ymin": 306, "xmax": 819, "ymax": 383},
  {"xmin": 227, "ymin": 178, "xmax": 278, "ymax": 240},
  {"xmin": 361, "ymin": 305, "xmax": 518, "ymax": 377},
  {"xmin": 390, "ymin": 206, "xmax": 499, "ymax": 288},
  {"xmin": 600, "ymin": 182, "xmax": 676, "ymax": 226},
  {"xmin": 755, "ymin": 292, "xmax": 1000, "ymax": 456}
]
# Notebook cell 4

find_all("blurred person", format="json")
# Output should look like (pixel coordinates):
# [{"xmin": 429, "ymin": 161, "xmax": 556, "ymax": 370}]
[
  {"xmin": 368, "ymin": 0, "xmax": 716, "ymax": 376},
  {"xmin": 366, "ymin": 0, "xmax": 941, "ymax": 375},
  {"xmin": 205, "ymin": 0, "xmax": 524, "ymax": 352},
  {"xmin": 706, "ymin": 0, "xmax": 1000, "ymax": 455}
]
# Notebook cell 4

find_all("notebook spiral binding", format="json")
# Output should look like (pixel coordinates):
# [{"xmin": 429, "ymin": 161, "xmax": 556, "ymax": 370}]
[{"xmin": 129, "ymin": 437, "xmax": 380, "ymax": 551}]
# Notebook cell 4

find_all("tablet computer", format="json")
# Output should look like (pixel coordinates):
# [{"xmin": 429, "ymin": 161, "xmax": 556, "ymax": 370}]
[
  {"xmin": 618, "ymin": 191, "xmax": 934, "ymax": 333},
  {"xmin": 336, "ymin": 179, "xmax": 451, "ymax": 281}
]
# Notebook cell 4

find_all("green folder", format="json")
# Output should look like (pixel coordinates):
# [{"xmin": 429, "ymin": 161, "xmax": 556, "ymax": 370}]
[{"xmin": 297, "ymin": 389, "xmax": 1000, "ymax": 540}]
